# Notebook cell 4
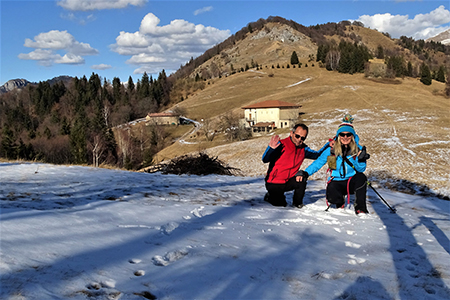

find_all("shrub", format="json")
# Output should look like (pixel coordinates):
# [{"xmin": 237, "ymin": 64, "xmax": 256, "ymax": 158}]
[{"xmin": 148, "ymin": 152, "xmax": 241, "ymax": 176}]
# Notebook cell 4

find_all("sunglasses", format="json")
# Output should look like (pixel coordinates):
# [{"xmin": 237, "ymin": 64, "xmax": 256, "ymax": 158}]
[
  {"xmin": 294, "ymin": 134, "xmax": 306, "ymax": 141},
  {"xmin": 339, "ymin": 132, "xmax": 353, "ymax": 137}
]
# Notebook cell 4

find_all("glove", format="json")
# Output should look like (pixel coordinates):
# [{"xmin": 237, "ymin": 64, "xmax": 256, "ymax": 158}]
[
  {"xmin": 358, "ymin": 146, "xmax": 370, "ymax": 162},
  {"xmin": 295, "ymin": 170, "xmax": 309, "ymax": 181}
]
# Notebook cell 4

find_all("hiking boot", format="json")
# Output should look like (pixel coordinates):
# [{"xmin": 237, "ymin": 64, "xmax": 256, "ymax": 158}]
[
  {"xmin": 355, "ymin": 209, "xmax": 369, "ymax": 215},
  {"xmin": 294, "ymin": 203, "xmax": 304, "ymax": 209},
  {"xmin": 333, "ymin": 202, "xmax": 345, "ymax": 209}
]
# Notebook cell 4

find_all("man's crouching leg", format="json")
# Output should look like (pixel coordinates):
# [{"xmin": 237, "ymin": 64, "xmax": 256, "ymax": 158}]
[
  {"xmin": 265, "ymin": 182, "xmax": 287, "ymax": 207},
  {"xmin": 286, "ymin": 177, "xmax": 307, "ymax": 208}
]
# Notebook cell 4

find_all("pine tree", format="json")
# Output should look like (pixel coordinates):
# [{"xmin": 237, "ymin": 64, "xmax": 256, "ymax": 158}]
[
  {"xmin": 376, "ymin": 45, "xmax": 384, "ymax": 59},
  {"xmin": 140, "ymin": 72, "xmax": 150, "ymax": 98},
  {"xmin": 420, "ymin": 63, "xmax": 432, "ymax": 85},
  {"xmin": 436, "ymin": 65, "xmax": 446, "ymax": 83},
  {"xmin": 127, "ymin": 76, "xmax": 135, "ymax": 94},
  {"xmin": 88, "ymin": 73, "xmax": 102, "ymax": 110},
  {"xmin": 290, "ymin": 51, "xmax": 299, "ymax": 65},
  {"xmin": 70, "ymin": 114, "xmax": 88, "ymax": 164},
  {"xmin": 386, "ymin": 56, "xmax": 406, "ymax": 77},
  {"xmin": 1, "ymin": 125, "xmax": 16, "ymax": 159},
  {"xmin": 407, "ymin": 62, "xmax": 414, "ymax": 77},
  {"xmin": 112, "ymin": 77, "xmax": 123, "ymax": 104}
]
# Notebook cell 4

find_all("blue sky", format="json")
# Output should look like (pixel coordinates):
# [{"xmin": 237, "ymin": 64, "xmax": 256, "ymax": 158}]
[{"xmin": 1, "ymin": 0, "xmax": 449, "ymax": 85}]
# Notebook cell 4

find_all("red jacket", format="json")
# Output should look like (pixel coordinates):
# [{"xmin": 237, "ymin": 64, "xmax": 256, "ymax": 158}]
[{"xmin": 264, "ymin": 137, "xmax": 306, "ymax": 184}]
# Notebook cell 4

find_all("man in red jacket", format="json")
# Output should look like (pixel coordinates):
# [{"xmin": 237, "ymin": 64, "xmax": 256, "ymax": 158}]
[{"xmin": 262, "ymin": 123, "xmax": 332, "ymax": 208}]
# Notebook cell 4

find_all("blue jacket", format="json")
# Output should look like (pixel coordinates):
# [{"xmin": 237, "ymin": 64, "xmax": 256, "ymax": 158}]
[{"xmin": 305, "ymin": 146, "xmax": 366, "ymax": 181}]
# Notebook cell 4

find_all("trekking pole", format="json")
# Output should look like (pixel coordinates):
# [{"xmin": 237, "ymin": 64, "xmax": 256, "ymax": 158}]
[{"xmin": 367, "ymin": 181, "xmax": 396, "ymax": 213}]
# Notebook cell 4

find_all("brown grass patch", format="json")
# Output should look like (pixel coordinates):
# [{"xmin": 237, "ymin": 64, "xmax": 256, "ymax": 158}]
[{"xmin": 366, "ymin": 78, "xmax": 403, "ymax": 85}]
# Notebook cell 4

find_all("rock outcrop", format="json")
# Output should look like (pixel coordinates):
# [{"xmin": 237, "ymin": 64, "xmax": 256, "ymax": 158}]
[{"xmin": 0, "ymin": 79, "xmax": 31, "ymax": 94}]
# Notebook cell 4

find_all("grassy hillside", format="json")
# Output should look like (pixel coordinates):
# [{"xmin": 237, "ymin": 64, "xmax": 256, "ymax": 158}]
[
  {"xmin": 155, "ymin": 64, "xmax": 449, "ymax": 197},
  {"xmin": 149, "ymin": 20, "xmax": 450, "ymax": 197}
]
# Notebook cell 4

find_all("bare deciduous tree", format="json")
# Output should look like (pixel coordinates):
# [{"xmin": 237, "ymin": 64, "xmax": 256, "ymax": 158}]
[
  {"xmin": 326, "ymin": 50, "xmax": 340, "ymax": 71},
  {"xmin": 88, "ymin": 134, "xmax": 105, "ymax": 167},
  {"xmin": 220, "ymin": 112, "xmax": 251, "ymax": 142},
  {"xmin": 116, "ymin": 128, "xmax": 132, "ymax": 167},
  {"xmin": 201, "ymin": 119, "xmax": 215, "ymax": 141},
  {"xmin": 102, "ymin": 103, "xmax": 111, "ymax": 128}
]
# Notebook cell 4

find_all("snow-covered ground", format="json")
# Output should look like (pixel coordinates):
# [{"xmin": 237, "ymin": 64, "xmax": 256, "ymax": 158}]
[{"xmin": 1, "ymin": 162, "xmax": 449, "ymax": 300}]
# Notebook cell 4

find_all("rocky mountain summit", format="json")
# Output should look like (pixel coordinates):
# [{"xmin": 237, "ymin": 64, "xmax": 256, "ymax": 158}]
[
  {"xmin": 0, "ymin": 75, "xmax": 73, "ymax": 95},
  {"xmin": 0, "ymin": 79, "xmax": 31, "ymax": 94},
  {"xmin": 426, "ymin": 28, "xmax": 450, "ymax": 45}
]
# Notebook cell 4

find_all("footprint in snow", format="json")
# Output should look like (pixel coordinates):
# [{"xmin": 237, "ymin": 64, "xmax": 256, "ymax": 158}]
[
  {"xmin": 345, "ymin": 241, "xmax": 362, "ymax": 249},
  {"xmin": 134, "ymin": 270, "xmax": 145, "ymax": 276},
  {"xmin": 86, "ymin": 280, "xmax": 116, "ymax": 290},
  {"xmin": 152, "ymin": 249, "xmax": 188, "ymax": 266},
  {"xmin": 347, "ymin": 254, "xmax": 366, "ymax": 264},
  {"xmin": 128, "ymin": 258, "xmax": 142, "ymax": 264},
  {"xmin": 160, "ymin": 222, "xmax": 179, "ymax": 235},
  {"xmin": 191, "ymin": 207, "xmax": 204, "ymax": 218}
]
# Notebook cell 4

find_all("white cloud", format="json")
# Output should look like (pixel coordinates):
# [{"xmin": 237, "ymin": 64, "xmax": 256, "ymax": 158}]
[
  {"xmin": 132, "ymin": 65, "xmax": 167, "ymax": 75},
  {"xmin": 19, "ymin": 30, "xmax": 98, "ymax": 66},
  {"xmin": 194, "ymin": 6, "xmax": 213, "ymax": 16},
  {"xmin": 126, "ymin": 53, "xmax": 166, "ymax": 64},
  {"xmin": 54, "ymin": 53, "xmax": 85, "ymax": 64},
  {"xmin": 18, "ymin": 49, "xmax": 57, "ymax": 66},
  {"xmin": 60, "ymin": 12, "xmax": 96, "ymax": 25},
  {"xmin": 24, "ymin": 30, "xmax": 75, "ymax": 50},
  {"xmin": 92, "ymin": 64, "xmax": 112, "ymax": 70},
  {"xmin": 115, "ymin": 31, "xmax": 150, "ymax": 47},
  {"xmin": 356, "ymin": 5, "xmax": 450, "ymax": 39},
  {"xmin": 57, "ymin": 0, "xmax": 147, "ymax": 11},
  {"xmin": 70, "ymin": 41, "xmax": 99, "ymax": 56},
  {"xmin": 111, "ymin": 13, "xmax": 230, "ymax": 74},
  {"xmin": 139, "ymin": 14, "xmax": 196, "ymax": 36}
]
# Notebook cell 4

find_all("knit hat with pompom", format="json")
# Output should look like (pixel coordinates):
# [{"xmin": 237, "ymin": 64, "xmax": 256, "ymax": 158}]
[
  {"xmin": 336, "ymin": 113, "xmax": 361, "ymax": 145},
  {"xmin": 336, "ymin": 114, "xmax": 356, "ymax": 136}
]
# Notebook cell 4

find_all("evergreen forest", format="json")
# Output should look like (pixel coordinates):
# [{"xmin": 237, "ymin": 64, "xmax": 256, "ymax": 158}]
[{"xmin": 0, "ymin": 71, "xmax": 173, "ymax": 170}]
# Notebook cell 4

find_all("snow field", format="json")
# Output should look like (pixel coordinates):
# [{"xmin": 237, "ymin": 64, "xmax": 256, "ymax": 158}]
[{"xmin": 1, "ymin": 162, "xmax": 449, "ymax": 300}]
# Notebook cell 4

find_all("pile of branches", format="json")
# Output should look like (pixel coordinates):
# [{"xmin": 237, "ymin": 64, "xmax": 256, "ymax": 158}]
[{"xmin": 147, "ymin": 152, "xmax": 242, "ymax": 176}]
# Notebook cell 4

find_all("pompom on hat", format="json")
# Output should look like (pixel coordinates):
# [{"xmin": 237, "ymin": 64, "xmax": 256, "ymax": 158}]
[
  {"xmin": 336, "ymin": 114, "xmax": 360, "ymax": 145},
  {"xmin": 336, "ymin": 114, "xmax": 356, "ymax": 136}
]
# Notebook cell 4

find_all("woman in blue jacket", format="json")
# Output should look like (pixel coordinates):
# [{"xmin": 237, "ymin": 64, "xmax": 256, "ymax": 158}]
[{"xmin": 299, "ymin": 114, "xmax": 370, "ymax": 214}]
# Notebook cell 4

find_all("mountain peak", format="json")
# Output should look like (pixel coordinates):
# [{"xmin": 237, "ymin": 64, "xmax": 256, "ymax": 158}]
[
  {"xmin": 0, "ymin": 78, "xmax": 31, "ymax": 95},
  {"xmin": 426, "ymin": 28, "xmax": 450, "ymax": 45}
]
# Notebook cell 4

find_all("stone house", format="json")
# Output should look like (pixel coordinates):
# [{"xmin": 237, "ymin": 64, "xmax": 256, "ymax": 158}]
[
  {"xmin": 146, "ymin": 112, "xmax": 179, "ymax": 125},
  {"xmin": 241, "ymin": 100, "xmax": 301, "ymax": 133}
]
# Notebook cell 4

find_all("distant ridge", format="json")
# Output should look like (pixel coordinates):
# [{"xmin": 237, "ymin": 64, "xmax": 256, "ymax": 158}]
[
  {"xmin": 46, "ymin": 75, "xmax": 73, "ymax": 86},
  {"xmin": 0, "ymin": 79, "xmax": 31, "ymax": 95},
  {"xmin": 426, "ymin": 28, "xmax": 450, "ymax": 45},
  {"xmin": 0, "ymin": 75, "xmax": 73, "ymax": 95}
]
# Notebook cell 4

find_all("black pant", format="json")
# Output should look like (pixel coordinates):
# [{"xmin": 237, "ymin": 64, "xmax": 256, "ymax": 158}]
[
  {"xmin": 326, "ymin": 172, "xmax": 368, "ymax": 212},
  {"xmin": 265, "ymin": 177, "xmax": 307, "ymax": 207}
]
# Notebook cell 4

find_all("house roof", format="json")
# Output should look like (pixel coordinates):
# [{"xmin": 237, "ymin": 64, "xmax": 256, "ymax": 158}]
[
  {"xmin": 241, "ymin": 100, "xmax": 301, "ymax": 109},
  {"xmin": 147, "ymin": 112, "xmax": 179, "ymax": 117}
]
